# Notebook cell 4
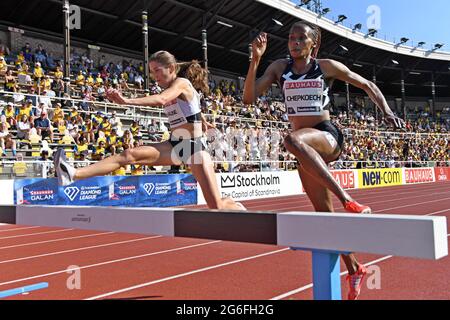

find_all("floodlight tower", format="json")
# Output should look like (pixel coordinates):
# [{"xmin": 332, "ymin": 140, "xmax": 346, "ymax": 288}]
[{"xmin": 311, "ymin": 0, "xmax": 323, "ymax": 14}]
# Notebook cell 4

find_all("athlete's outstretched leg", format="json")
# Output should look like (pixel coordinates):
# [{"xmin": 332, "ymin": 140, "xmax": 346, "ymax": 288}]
[
  {"xmin": 298, "ymin": 166, "xmax": 367, "ymax": 300},
  {"xmin": 189, "ymin": 151, "xmax": 245, "ymax": 210},
  {"xmin": 285, "ymin": 128, "xmax": 370, "ymax": 214},
  {"xmin": 54, "ymin": 142, "xmax": 177, "ymax": 186}
]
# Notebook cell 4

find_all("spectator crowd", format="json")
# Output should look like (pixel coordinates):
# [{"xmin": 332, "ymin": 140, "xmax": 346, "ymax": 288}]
[{"xmin": 0, "ymin": 41, "xmax": 448, "ymax": 176}]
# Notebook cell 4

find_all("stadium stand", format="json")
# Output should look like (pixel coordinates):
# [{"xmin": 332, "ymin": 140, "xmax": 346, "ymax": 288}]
[{"xmin": 0, "ymin": 0, "xmax": 449, "ymax": 179}]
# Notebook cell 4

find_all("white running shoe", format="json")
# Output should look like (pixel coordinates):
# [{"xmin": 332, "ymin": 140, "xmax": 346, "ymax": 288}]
[
  {"xmin": 236, "ymin": 202, "xmax": 247, "ymax": 211},
  {"xmin": 54, "ymin": 148, "xmax": 76, "ymax": 186}
]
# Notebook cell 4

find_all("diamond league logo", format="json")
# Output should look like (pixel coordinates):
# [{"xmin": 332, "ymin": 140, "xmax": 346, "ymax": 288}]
[
  {"xmin": 143, "ymin": 183, "xmax": 155, "ymax": 196},
  {"xmin": 64, "ymin": 186, "xmax": 80, "ymax": 201}
]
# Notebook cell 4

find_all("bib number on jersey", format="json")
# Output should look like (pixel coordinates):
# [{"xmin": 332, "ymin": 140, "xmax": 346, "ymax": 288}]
[
  {"xmin": 165, "ymin": 101, "xmax": 188, "ymax": 128},
  {"xmin": 284, "ymin": 79, "xmax": 324, "ymax": 116}
]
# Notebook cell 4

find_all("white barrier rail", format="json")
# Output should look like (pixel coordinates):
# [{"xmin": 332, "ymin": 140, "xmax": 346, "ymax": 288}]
[{"xmin": 8, "ymin": 204, "xmax": 448, "ymax": 300}]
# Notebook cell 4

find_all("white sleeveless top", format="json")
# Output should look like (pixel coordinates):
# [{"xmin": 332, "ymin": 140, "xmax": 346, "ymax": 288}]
[{"xmin": 164, "ymin": 78, "xmax": 201, "ymax": 128}]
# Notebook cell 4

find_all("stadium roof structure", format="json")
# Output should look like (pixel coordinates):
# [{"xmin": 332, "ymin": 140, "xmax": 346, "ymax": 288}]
[{"xmin": 1, "ymin": 0, "xmax": 449, "ymax": 98}]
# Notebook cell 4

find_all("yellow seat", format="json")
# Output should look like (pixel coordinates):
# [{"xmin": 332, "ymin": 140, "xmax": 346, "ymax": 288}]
[
  {"xmin": 59, "ymin": 134, "xmax": 75, "ymax": 159},
  {"xmin": 112, "ymin": 166, "xmax": 127, "ymax": 176},
  {"xmin": 29, "ymin": 134, "xmax": 42, "ymax": 157},
  {"xmin": 13, "ymin": 162, "xmax": 27, "ymax": 176}
]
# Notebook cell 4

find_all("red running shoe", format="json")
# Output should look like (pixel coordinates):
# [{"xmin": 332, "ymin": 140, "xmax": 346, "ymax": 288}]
[
  {"xmin": 344, "ymin": 200, "xmax": 372, "ymax": 214},
  {"xmin": 346, "ymin": 264, "xmax": 368, "ymax": 300}
]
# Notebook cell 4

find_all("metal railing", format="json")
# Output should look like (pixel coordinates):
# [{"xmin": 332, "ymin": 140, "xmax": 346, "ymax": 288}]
[
  {"xmin": 0, "ymin": 90, "xmax": 166, "ymax": 123},
  {"xmin": 344, "ymin": 128, "xmax": 450, "ymax": 139},
  {"xmin": 329, "ymin": 160, "xmax": 450, "ymax": 170},
  {"xmin": 1, "ymin": 160, "xmax": 448, "ymax": 179}
]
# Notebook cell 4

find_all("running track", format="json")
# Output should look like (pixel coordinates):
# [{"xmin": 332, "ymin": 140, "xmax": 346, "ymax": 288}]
[{"xmin": 1, "ymin": 181, "xmax": 449, "ymax": 300}]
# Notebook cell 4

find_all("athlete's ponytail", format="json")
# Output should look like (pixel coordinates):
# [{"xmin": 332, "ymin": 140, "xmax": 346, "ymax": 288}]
[
  {"xmin": 149, "ymin": 51, "xmax": 209, "ymax": 95},
  {"xmin": 177, "ymin": 60, "xmax": 210, "ymax": 95}
]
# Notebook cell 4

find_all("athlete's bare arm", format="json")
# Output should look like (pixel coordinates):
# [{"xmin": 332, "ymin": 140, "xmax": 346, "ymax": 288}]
[{"xmin": 319, "ymin": 59, "xmax": 405, "ymax": 129}]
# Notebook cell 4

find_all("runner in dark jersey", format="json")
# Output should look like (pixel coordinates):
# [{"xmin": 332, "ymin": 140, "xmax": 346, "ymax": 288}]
[{"xmin": 243, "ymin": 21, "xmax": 405, "ymax": 300}]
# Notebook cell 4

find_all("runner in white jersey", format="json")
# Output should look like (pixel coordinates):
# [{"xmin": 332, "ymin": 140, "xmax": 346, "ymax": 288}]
[
  {"xmin": 54, "ymin": 50, "xmax": 245, "ymax": 211},
  {"xmin": 243, "ymin": 21, "xmax": 405, "ymax": 300}
]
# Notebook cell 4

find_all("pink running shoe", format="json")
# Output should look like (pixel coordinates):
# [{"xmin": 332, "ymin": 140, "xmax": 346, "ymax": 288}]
[
  {"xmin": 346, "ymin": 264, "xmax": 368, "ymax": 300},
  {"xmin": 344, "ymin": 200, "xmax": 372, "ymax": 214}
]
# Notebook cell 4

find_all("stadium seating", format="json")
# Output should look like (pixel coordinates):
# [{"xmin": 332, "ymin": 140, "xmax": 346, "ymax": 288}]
[{"xmin": 0, "ymin": 45, "xmax": 449, "ymax": 178}]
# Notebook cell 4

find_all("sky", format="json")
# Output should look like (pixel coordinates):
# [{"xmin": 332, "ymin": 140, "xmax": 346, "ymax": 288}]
[{"xmin": 292, "ymin": 0, "xmax": 450, "ymax": 51}]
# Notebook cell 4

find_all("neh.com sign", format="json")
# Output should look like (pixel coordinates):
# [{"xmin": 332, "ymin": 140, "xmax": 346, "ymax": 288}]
[{"xmin": 197, "ymin": 171, "xmax": 303, "ymax": 204}]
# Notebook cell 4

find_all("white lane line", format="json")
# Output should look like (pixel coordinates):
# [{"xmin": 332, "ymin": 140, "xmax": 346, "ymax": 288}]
[
  {"xmin": 376, "ymin": 197, "xmax": 450, "ymax": 212},
  {"xmin": 276, "ymin": 193, "xmax": 450, "ymax": 213},
  {"xmin": 0, "ymin": 236, "xmax": 162, "ymax": 264},
  {"xmin": 3, "ymin": 185, "xmax": 448, "ymax": 298},
  {"xmin": 0, "ymin": 240, "xmax": 222, "ymax": 287},
  {"xmin": 85, "ymin": 248, "xmax": 290, "ymax": 300},
  {"xmin": 425, "ymin": 209, "xmax": 450, "ymax": 216},
  {"xmin": 248, "ymin": 186, "xmax": 448, "ymax": 210},
  {"xmin": 0, "ymin": 226, "xmax": 41, "ymax": 233},
  {"xmin": 270, "ymin": 255, "xmax": 394, "ymax": 300},
  {"xmin": 269, "ymin": 206, "xmax": 450, "ymax": 301},
  {"xmin": 0, "ymin": 229, "xmax": 74, "ymax": 240},
  {"xmin": 0, "ymin": 232, "xmax": 115, "ymax": 250}
]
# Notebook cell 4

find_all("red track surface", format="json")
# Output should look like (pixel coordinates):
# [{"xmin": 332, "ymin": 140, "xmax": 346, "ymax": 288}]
[{"xmin": 1, "ymin": 181, "xmax": 449, "ymax": 300}]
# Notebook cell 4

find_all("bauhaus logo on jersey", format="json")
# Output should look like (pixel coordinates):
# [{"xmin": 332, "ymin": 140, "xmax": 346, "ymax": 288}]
[
  {"xmin": 359, "ymin": 169, "xmax": 403, "ymax": 188},
  {"xmin": 284, "ymin": 80, "xmax": 322, "ymax": 89},
  {"xmin": 221, "ymin": 174, "xmax": 280, "ymax": 188}
]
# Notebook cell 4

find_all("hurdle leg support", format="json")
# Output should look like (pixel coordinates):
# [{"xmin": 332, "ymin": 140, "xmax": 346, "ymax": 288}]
[
  {"xmin": 311, "ymin": 250, "xmax": 341, "ymax": 300},
  {"xmin": 0, "ymin": 282, "xmax": 49, "ymax": 299},
  {"xmin": 291, "ymin": 248, "xmax": 349, "ymax": 300}
]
